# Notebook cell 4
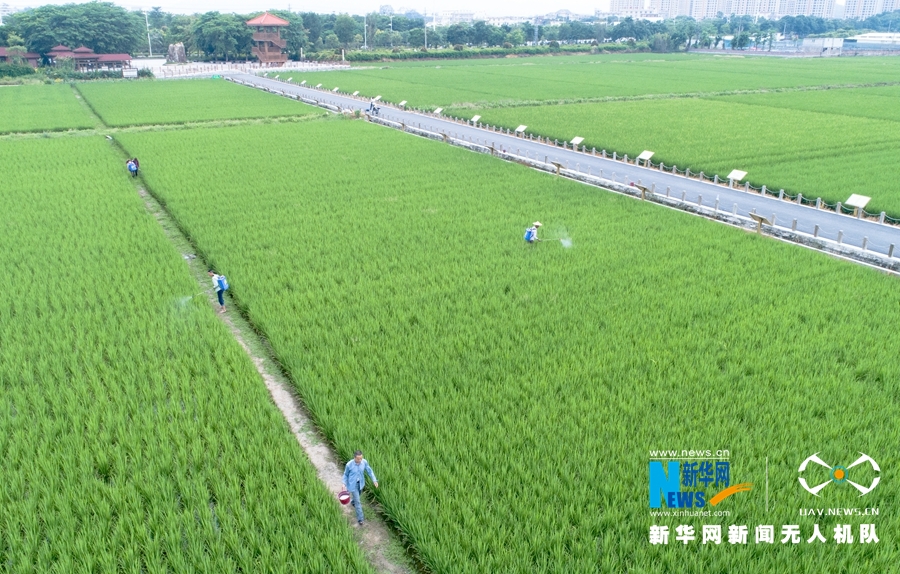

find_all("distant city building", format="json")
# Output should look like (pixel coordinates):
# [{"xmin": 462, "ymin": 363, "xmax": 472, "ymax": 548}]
[
  {"xmin": 610, "ymin": 0, "xmax": 646, "ymax": 16},
  {"xmin": 543, "ymin": 9, "xmax": 577, "ymax": 21},
  {"xmin": 432, "ymin": 11, "xmax": 475, "ymax": 26},
  {"xmin": 483, "ymin": 15, "xmax": 532, "ymax": 25},
  {"xmin": 845, "ymin": 0, "xmax": 897, "ymax": 19},
  {"xmin": 0, "ymin": 3, "xmax": 15, "ymax": 25},
  {"xmin": 617, "ymin": 0, "xmax": 846, "ymax": 18}
]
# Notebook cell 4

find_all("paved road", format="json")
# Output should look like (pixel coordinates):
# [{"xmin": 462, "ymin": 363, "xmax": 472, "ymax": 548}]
[{"xmin": 230, "ymin": 73, "xmax": 900, "ymax": 259}]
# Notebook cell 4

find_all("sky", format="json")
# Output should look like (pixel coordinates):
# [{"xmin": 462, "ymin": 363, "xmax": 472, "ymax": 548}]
[{"xmin": 7, "ymin": 0, "xmax": 612, "ymax": 18}]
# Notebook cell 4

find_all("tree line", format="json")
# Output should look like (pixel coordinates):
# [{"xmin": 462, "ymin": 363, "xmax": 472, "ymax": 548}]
[{"xmin": 1, "ymin": 2, "xmax": 898, "ymax": 62}]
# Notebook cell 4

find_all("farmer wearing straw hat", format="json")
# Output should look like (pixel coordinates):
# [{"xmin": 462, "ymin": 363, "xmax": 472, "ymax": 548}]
[
  {"xmin": 524, "ymin": 221, "xmax": 542, "ymax": 243},
  {"xmin": 342, "ymin": 450, "xmax": 378, "ymax": 526}
]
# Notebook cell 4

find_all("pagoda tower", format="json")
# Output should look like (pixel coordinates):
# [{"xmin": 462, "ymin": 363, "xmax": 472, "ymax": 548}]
[{"xmin": 246, "ymin": 12, "xmax": 290, "ymax": 66}]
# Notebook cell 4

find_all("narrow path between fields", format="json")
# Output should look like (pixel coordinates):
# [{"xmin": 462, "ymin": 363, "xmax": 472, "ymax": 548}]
[
  {"xmin": 72, "ymin": 89, "xmax": 417, "ymax": 574},
  {"xmin": 134, "ymin": 185, "xmax": 414, "ymax": 574}
]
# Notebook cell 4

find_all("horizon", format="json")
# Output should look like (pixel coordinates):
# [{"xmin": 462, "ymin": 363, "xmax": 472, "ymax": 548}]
[{"xmin": 2, "ymin": 0, "xmax": 614, "ymax": 18}]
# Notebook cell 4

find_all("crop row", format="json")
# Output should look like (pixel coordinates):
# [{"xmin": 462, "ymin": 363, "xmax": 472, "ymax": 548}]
[
  {"xmin": 0, "ymin": 137, "xmax": 371, "ymax": 572},
  {"xmin": 76, "ymin": 79, "xmax": 323, "ymax": 127},
  {"xmin": 284, "ymin": 52, "xmax": 900, "ymax": 109},
  {"xmin": 119, "ymin": 118, "xmax": 900, "ymax": 573},
  {"xmin": 0, "ymin": 84, "xmax": 96, "ymax": 134}
]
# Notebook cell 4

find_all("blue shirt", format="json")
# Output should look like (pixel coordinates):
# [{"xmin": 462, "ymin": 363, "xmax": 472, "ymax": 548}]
[{"xmin": 343, "ymin": 458, "xmax": 377, "ymax": 492}]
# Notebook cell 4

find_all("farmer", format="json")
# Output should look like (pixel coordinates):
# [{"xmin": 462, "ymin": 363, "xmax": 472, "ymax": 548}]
[
  {"xmin": 342, "ymin": 450, "xmax": 378, "ymax": 526},
  {"xmin": 132, "ymin": 157, "xmax": 140, "ymax": 175},
  {"xmin": 208, "ymin": 270, "xmax": 226, "ymax": 313},
  {"xmin": 524, "ymin": 221, "xmax": 542, "ymax": 243},
  {"xmin": 126, "ymin": 159, "xmax": 137, "ymax": 178}
]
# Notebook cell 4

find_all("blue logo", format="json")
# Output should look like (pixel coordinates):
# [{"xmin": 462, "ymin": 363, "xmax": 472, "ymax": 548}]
[{"xmin": 649, "ymin": 460, "xmax": 741, "ymax": 508}]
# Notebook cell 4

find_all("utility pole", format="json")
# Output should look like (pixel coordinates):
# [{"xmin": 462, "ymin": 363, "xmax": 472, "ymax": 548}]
[
  {"xmin": 144, "ymin": 10, "xmax": 153, "ymax": 57},
  {"xmin": 424, "ymin": 9, "xmax": 427, "ymax": 49},
  {"xmin": 364, "ymin": 14, "xmax": 367, "ymax": 49}
]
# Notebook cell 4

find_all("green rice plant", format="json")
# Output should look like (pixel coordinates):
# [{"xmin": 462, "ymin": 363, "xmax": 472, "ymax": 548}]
[
  {"xmin": 717, "ymin": 85, "xmax": 900, "ymax": 122},
  {"xmin": 76, "ymin": 79, "xmax": 323, "ymax": 127},
  {"xmin": 0, "ymin": 136, "xmax": 371, "ymax": 573},
  {"xmin": 119, "ymin": 118, "xmax": 900, "ymax": 573},
  {"xmin": 0, "ymin": 83, "xmax": 96, "ymax": 133},
  {"xmin": 462, "ymin": 95, "xmax": 900, "ymax": 215},
  {"xmin": 286, "ymin": 52, "xmax": 900, "ymax": 109}
]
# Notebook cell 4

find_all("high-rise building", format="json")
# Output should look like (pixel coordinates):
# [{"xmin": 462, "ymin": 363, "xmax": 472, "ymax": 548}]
[
  {"xmin": 845, "ymin": 0, "xmax": 884, "ymax": 18},
  {"xmin": 611, "ymin": 0, "xmax": 647, "ymax": 16}
]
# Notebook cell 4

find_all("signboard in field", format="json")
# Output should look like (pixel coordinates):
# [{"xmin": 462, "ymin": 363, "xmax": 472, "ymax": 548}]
[{"xmin": 123, "ymin": 68, "xmax": 138, "ymax": 78}]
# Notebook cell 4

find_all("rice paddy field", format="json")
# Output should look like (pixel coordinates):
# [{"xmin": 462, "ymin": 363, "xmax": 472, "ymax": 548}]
[
  {"xmin": 288, "ymin": 52, "xmax": 900, "ymax": 107},
  {"xmin": 75, "ymin": 79, "xmax": 324, "ymax": 126},
  {"xmin": 0, "ymin": 137, "xmax": 370, "ymax": 572},
  {"xmin": 6, "ymin": 63, "xmax": 900, "ymax": 573},
  {"xmin": 0, "ymin": 83, "xmax": 96, "ymax": 133},
  {"xmin": 462, "ymin": 91, "xmax": 900, "ymax": 215},
  {"xmin": 116, "ymin": 119, "xmax": 900, "ymax": 573},
  {"xmin": 284, "ymin": 52, "xmax": 900, "ymax": 216}
]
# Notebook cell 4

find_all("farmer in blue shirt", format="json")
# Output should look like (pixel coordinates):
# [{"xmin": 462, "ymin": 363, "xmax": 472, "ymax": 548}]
[
  {"xmin": 524, "ymin": 221, "xmax": 542, "ymax": 243},
  {"xmin": 342, "ymin": 450, "xmax": 378, "ymax": 526},
  {"xmin": 208, "ymin": 270, "xmax": 227, "ymax": 313}
]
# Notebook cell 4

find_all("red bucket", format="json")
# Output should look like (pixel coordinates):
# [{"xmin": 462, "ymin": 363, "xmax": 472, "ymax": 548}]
[{"xmin": 338, "ymin": 490, "xmax": 351, "ymax": 505}]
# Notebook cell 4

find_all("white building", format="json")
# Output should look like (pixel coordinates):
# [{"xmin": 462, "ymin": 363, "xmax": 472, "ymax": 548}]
[
  {"xmin": 483, "ymin": 15, "xmax": 531, "ymax": 26},
  {"xmin": 432, "ymin": 11, "xmax": 475, "ymax": 26},
  {"xmin": 610, "ymin": 0, "xmax": 648, "ymax": 16},
  {"xmin": 801, "ymin": 37, "xmax": 843, "ymax": 54},
  {"xmin": 639, "ymin": 0, "xmax": 842, "ymax": 18}
]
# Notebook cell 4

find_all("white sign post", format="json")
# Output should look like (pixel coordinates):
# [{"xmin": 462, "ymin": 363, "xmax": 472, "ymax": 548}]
[
  {"xmin": 845, "ymin": 194, "xmax": 871, "ymax": 218},
  {"xmin": 637, "ymin": 150, "xmax": 654, "ymax": 166},
  {"xmin": 727, "ymin": 170, "xmax": 748, "ymax": 188}
]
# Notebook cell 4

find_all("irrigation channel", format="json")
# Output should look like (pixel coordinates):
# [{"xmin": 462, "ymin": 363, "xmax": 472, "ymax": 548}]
[{"xmin": 227, "ymin": 73, "xmax": 900, "ymax": 274}]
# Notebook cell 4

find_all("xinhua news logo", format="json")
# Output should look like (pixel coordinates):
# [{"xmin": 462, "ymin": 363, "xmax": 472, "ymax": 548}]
[
  {"xmin": 798, "ymin": 452, "xmax": 880, "ymax": 497},
  {"xmin": 649, "ymin": 451, "xmax": 752, "ymax": 509}
]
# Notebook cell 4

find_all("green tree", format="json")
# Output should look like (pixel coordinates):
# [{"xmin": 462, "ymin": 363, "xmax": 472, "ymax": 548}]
[
  {"xmin": 407, "ymin": 27, "xmax": 425, "ymax": 47},
  {"xmin": 333, "ymin": 14, "xmax": 358, "ymax": 46},
  {"xmin": 300, "ymin": 12, "xmax": 323, "ymax": 45},
  {"xmin": 446, "ymin": 23, "xmax": 471, "ymax": 45},
  {"xmin": 732, "ymin": 31, "xmax": 751, "ymax": 49},
  {"xmin": 505, "ymin": 29, "xmax": 525, "ymax": 46},
  {"xmin": 8, "ymin": 2, "xmax": 144, "ymax": 55},
  {"xmin": 323, "ymin": 32, "xmax": 341, "ymax": 50},
  {"xmin": 267, "ymin": 10, "xmax": 307, "ymax": 57},
  {"xmin": 3, "ymin": 32, "xmax": 27, "ymax": 64},
  {"xmin": 191, "ymin": 12, "xmax": 251, "ymax": 60}
]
